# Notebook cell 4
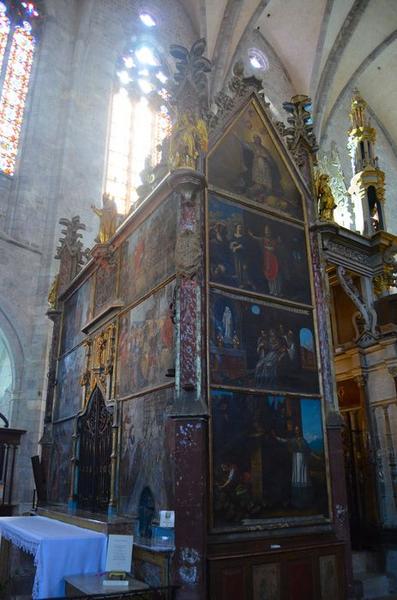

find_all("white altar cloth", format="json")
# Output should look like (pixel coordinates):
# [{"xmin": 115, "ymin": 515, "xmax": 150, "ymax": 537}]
[{"xmin": 0, "ymin": 515, "xmax": 107, "ymax": 599}]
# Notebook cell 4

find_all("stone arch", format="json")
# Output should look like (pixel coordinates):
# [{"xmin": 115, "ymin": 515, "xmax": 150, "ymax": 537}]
[{"xmin": 0, "ymin": 302, "xmax": 25, "ymax": 427}]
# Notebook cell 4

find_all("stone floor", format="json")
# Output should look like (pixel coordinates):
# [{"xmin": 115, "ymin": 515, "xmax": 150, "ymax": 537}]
[{"xmin": 353, "ymin": 550, "xmax": 397, "ymax": 599}]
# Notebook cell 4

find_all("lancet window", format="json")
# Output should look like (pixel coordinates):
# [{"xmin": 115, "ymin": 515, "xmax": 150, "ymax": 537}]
[
  {"xmin": 0, "ymin": 1, "xmax": 40, "ymax": 176},
  {"xmin": 105, "ymin": 41, "xmax": 170, "ymax": 214},
  {"xmin": 0, "ymin": 331, "xmax": 12, "ymax": 422}
]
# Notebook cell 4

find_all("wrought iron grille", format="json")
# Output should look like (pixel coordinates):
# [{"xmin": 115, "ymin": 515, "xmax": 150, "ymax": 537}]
[{"xmin": 77, "ymin": 386, "xmax": 112, "ymax": 512}]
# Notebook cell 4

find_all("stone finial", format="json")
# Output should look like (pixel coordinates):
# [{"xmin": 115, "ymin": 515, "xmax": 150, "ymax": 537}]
[
  {"xmin": 282, "ymin": 95, "xmax": 318, "ymax": 155},
  {"xmin": 281, "ymin": 95, "xmax": 318, "ymax": 182},
  {"xmin": 169, "ymin": 38, "xmax": 211, "ymax": 115},
  {"xmin": 55, "ymin": 216, "xmax": 88, "ymax": 293}
]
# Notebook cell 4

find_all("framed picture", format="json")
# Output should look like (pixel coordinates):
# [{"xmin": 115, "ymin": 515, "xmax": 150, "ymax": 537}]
[
  {"xmin": 211, "ymin": 389, "xmax": 328, "ymax": 527},
  {"xmin": 209, "ymin": 289, "xmax": 319, "ymax": 394},
  {"xmin": 207, "ymin": 101, "xmax": 303, "ymax": 221},
  {"xmin": 208, "ymin": 194, "xmax": 311, "ymax": 304}
]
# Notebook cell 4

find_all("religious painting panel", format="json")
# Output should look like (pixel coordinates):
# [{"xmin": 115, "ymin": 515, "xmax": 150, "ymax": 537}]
[
  {"xmin": 207, "ymin": 101, "xmax": 303, "ymax": 220},
  {"xmin": 252, "ymin": 563, "xmax": 281, "ymax": 600},
  {"xmin": 93, "ymin": 249, "xmax": 119, "ymax": 316},
  {"xmin": 60, "ymin": 279, "xmax": 91, "ymax": 354},
  {"xmin": 208, "ymin": 194, "xmax": 311, "ymax": 304},
  {"xmin": 47, "ymin": 418, "xmax": 74, "ymax": 504},
  {"xmin": 211, "ymin": 390, "xmax": 328, "ymax": 528},
  {"xmin": 119, "ymin": 195, "xmax": 177, "ymax": 306},
  {"xmin": 119, "ymin": 388, "xmax": 174, "ymax": 515},
  {"xmin": 117, "ymin": 282, "xmax": 175, "ymax": 398},
  {"xmin": 210, "ymin": 289, "xmax": 319, "ymax": 394},
  {"xmin": 54, "ymin": 343, "xmax": 85, "ymax": 421}
]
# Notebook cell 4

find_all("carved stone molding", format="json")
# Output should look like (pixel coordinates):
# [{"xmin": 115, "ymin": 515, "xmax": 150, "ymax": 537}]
[
  {"xmin": 282, "ymin": 95, "xmax": 318, "ymax": 183},
  {"xmin": 323, "ymin": 240, "xmax": 370, "ymax": 266},
  {"xmin": 336, "ymin": 266, "xmax": 377, "ymax": 347},
  {"xmin": 80, "ymin": 323, "xmax": 117, "ymax": 404}
]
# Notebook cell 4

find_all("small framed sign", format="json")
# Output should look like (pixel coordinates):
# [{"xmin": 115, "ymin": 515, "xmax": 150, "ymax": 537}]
[
  {"xmin": 105, "ymin": 535, "xmax": 134, "ymax": 574},
  {"xmin": 159, "ymin": 510, "xmax": 175, "ymax": 528}
]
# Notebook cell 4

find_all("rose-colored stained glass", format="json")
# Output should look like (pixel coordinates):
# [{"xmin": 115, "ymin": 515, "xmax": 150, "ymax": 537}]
[{"xmin": 0, "ymin": 20, "xmax": 35, "ymax": 175}]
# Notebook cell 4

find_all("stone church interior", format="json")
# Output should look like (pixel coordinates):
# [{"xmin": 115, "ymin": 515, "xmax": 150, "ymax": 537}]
[{"xmin": 0, "ymin": 0, "xmax": 396, "ymax": 599}]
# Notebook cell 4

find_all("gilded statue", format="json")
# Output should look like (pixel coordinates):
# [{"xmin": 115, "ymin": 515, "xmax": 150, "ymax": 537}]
[
  {"xmin": 316, "ymin": 173, "xmax": 336, "ymax": 222},
  {"xmin": 47, "ymin": 274, "xmax": 59, "ymax": 310},
  {"xmin": 91, "ymin": 193, "xmax": 118, "ymax": 244},
  {"xmin": 170, "ymin": 110, "xmax": 208, "ymax": 170}
]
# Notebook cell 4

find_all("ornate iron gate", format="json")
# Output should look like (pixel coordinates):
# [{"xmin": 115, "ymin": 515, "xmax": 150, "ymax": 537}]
[{"xmin": 77, "ymin": 386, "xmax": 112, "ymax": 512}]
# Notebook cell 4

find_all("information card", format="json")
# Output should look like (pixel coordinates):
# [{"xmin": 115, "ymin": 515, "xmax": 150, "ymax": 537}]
[{"xmin": 105, "ymin": 534, "xmax": 134, "ymax": 574}]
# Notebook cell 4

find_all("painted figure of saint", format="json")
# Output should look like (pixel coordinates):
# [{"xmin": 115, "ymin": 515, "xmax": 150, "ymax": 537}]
[
  {"xmin": 240, "ymin": 134, "xmax": 283, "ymax": 201},
  {"xmin": 229, "ymin": 223, "xmax": 251, "ymax": 286},
  {"xmin": 250, "ymin": 225, "xmax": 282, "ymax": 296},
  {"xmin": 255, "ymin": 328, "xmax": 288, "ymax": 386},
  {"xmin": 210, "ymin": 222, "xmax": 233, "ymax": 281},
  {"xmin": 222, "ymin": 306, "xmax": 233, "ymax": 345},
  {"xmin": 275, "ymin": 426, "xmax": 313, "ymax": 509}
]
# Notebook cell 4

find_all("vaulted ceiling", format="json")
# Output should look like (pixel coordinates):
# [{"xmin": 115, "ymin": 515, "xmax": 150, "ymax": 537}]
[{"xmin": 181, "ymin": 0, "xmax": 397, "ymax": 149}]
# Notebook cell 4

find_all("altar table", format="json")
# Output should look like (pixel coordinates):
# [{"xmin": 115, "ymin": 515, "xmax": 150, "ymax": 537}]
[{"xmin": 0, "ymin": 515, "xmax": 107, "ymax": 599}]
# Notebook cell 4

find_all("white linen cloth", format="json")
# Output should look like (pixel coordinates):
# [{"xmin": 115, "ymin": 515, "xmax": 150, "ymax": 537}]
[{"xmin": 0, "ymin": 515, "xmax": 107, "ymax": 599}]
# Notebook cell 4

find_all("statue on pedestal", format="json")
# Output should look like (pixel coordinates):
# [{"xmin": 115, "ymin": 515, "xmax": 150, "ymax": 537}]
[
  {"xmin": 92, "ymin": 193, "xmax": 118, "ymax": 244},
  {"xmin": 170, "ymin": 110, "xmax": 208, "ymax": 170},
  {"xmin": 316, "ymin": 173, "xmax": 336, "ymax": 222}
]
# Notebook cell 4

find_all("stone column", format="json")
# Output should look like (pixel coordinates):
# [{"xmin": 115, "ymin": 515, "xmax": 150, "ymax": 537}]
[{"xmin": 167, "ymin": 170, "xmax": 208, "ymax": 600}]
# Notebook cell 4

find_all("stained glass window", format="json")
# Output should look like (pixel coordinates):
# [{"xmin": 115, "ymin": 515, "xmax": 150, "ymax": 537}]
[
  {"xmin": 0, "ymin": 1, "xmax": 40, "ymax": 176},
  {"xmin": 105, "ymin": 43, "xmax": 170, "ymax": 214}
]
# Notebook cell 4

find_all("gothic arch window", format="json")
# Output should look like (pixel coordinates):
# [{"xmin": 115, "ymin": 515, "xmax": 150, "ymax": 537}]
[
  {"xmin": 104, "ymin": 42, "xmax": 170, "ymax": 214},
  {"xmin": 0, "ymin": 330, "xmax": 13, "ymax": 422},
  {"xmin": 0, "ymin": 1, "xmax": 41, "ymax": 176}
]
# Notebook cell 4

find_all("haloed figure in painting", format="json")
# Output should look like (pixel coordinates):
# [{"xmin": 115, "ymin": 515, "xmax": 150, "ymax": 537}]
[{"xmin": 239, "ymin": 134, "xmax": 283, "ymax": 203}]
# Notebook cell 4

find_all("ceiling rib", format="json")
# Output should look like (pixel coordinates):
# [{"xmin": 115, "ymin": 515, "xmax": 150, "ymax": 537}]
[
  {"xmin": 320, "ymin": 30, "xmax": 397, "ymax": 145},
  {"xmin": 313, "ymin": 0, "xmax": 371, "ymax": 138}
]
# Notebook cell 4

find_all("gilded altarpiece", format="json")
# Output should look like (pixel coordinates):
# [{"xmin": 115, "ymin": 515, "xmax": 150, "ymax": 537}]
[
  {"xmin": 50, "ymin": 186, "xmax": 178, "ymax": 514},
  {"xmin": 207, "ymin": 99, "xmax": 329, "ymax": 530}
]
